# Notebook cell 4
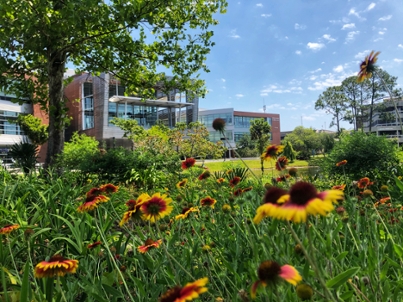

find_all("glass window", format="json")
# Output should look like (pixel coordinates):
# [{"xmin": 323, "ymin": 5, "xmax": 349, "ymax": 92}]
[
  {"xmin": 198, "ymin": 113, "xmax": 233, "ymax": 127},
  {"xmin": 0, "ymin": 111, "xmax": 23, "ymax": 135},
  {"xmin": 82, "ymin": 83, "xmax": 94, "ymax": 129}
]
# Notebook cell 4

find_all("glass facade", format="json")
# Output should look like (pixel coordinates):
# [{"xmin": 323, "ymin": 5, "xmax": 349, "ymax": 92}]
[
  {"xmin": 0, "ymin": 110, "xmax": 23, "ymax": 135},
  {"xmin": 108, "ymin": 84, "xmax": 159, "ymax": 127},
  {"xmin": 208, "ymin": 130, "xmax": 233, "ymax": 142},
  {"xmin": 82, "ymin": 83, "xmax": 94, "ymax": 129},
  {"xmin": 234, "ymin": 132, "xmax": 249, "ymax": 142},
  {"xmin": 199, "ymin": 113, "xmax": 233, "ymax": 127},
  {"xmin": 234, "ymin": 116, "xmax": 272, "ymax": 128}
]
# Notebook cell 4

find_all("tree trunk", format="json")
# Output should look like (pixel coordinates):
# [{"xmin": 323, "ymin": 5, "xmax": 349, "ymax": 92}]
[{"xmin": 44, "ymin": 51, "xmax": 66, "ymax": 169}]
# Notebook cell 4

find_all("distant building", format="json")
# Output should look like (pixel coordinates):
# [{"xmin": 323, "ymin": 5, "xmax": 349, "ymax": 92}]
[
  {"xmin": 198, "ymin": 108, "xmax": 280, "ymax": 150},
  {"xmin": 0, "ymin": 92, "xmax": 48, "ymax": 164},
  {"xmin": 64, "ymin": 73, "xmax": 198, "ymax": 148},
  {"xmin": 362, "ymin": 98, "xmax": 403, "ymax": 145}
]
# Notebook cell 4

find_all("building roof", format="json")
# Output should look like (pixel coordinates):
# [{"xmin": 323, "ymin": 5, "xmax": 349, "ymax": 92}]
[{"xmin": 109, "ymin": 96, "xmax": 194, "ymax": 109}]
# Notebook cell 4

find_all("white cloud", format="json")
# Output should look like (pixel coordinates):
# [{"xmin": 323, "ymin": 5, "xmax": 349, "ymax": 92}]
[
  {"xmin": 333, "ymin": 65, "xmax": 344, "ymax": 73},
  {"xmin": 399, "ymin": 44, "xmax": 403, "ymax": 49},
  {"xmin": 221, "ymin": 78, "xmax": 226, "ymax": 82},
  {"xmin": 322, "ymin": 34, "xmax": 336, "ymax": 43},
  {"xmin": 256, "ymin": 3, "xmax": 263, "ymax": 7},
  {"xmin": 379, "ymin": 15, "xmax": 392, "ymax": 21},
  {"xmin": 345, "ymin": 31, "xmax": 360, "ymax": 43},
  {"xmin": 235, "ymin": 94, "xmax": 244, "ymax": 98},
  {"xmin": 366, "ymin": 3, "xmax": 376, "ymax": 11},
  {"xmin": 229, "ymin": 29, "xmax": 240, "ymax": 39},
  {"xmin": 348, "ymin": 9, "xmax": 365, "ymax": 21},
  {"xmin": 310, "ymin": 68, "xmax": 322, "ymax": 73},
  {"xmin": 307, "ymin": 42, "xmax": 325, "ymax": 51},
  {"xmin": 260, "ymin": 84, "xmax": 302, "ymax": 95},
  {"xmin": 394, "ymin": 59, "xmax": 403, "ymax": 64},
  {"xmin": 265, "ymin": 103, "xmax": 286, "ymax": 110},
  {"xmin": 355, "ymin": 50, "xmax": 370, "ymax": 59},
  {"xmin": 341, "ymin": 23, "xmax": 355, "ymax": 30},
  {"xmin": 379, "ymin": 31, "xmax": 385, "ymax": 35},
  {"xmin": 261, "ymin": 14, "xmax": 272, "ymax": 18},
  {"xmin": 295, "ymin": 23, "xmax": 306, "ymax": 30},
  {"xmin": 295, "ymin": 50, "xmax": 302, "ymax": 55}
]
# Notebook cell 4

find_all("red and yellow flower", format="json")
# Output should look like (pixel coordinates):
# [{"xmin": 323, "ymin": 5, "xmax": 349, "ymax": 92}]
[
  {"xmin": 159, "ymin": 277, "xmax": 208, "ymax": 302},
  {"xmin": 275, "ymin": 156, "xmax": 289, "ymax": 171},
  {"xmin": 216, "ymin": 177, "xmax": 225, "ymax": 184},
  {"xmin": 270, "ymin": 182, "xmax": 343, "ymax": 223},
  {"xmin": 176, "ymin": 179, "xmax": 188, "ymax": 189},
  {"xmin": 336, "ymin": 160, "xmax": 347, "ymax": 167},
  {"xmin": 357, "ymin": 177, "xmax": 373, "ymax": 189},
  {"xmin": 200, "ymin": 196, "xmax": 217, "ymax": 208},
  {"xmin": 357, "ymin": 51, "xmax": 380, "ymax": 82},
  {"xmin": 332, "ymin": 184, "xmax": 346, "ymax": 191},
  {"xmin": 251, "ymin": 261, "xmax": 301, "ymax": 299},
  {"xmin": 181, "ymin": 158, "xmax": 196, "ymax": 170},
  {"xmin": 34, "ymin": 255, "xmax": 79, "ymax": 278},
  {"xmin": 175, "ymin": 207, "xmax": 199, "ymax": 220},
  {"xmin": 77, "ymin": 195, "xmax": 109, "ymax": 213},
  {"xmin": 253, "ymin": 187, "xmax": 288, "ymax": 224},
  {"xmin": 229, "ymin": 176, "xmax": 241, "ymax": 187},
  {"xmin": 140, "ymin": 193, "xmax": 173, "ymax": 223},
  {"xmin": 99, "ymin": 183, "xmax": 119, "ymax": 194},
  {"xmin": 0, "ymin": 224, "xmax": 20, "ymax": 235},
  {"xmin": 120, "ymin": 195, "xmax": 150, "ymax": 226},
  {"xmin": 262, "ymin": 145, "xmax": 284, "ymax": 161},
  {"xmin": 198, "ymin": 170, "xmax": 211, "ymax": 180},
  {"xmin": 138, "ymin": 239, "xmax": 162, "ymax": 254}
]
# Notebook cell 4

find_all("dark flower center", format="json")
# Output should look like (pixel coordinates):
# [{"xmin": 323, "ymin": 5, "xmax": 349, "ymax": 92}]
[
  {"xmin": 258, "ymin": 260, "xmax": 281, "ymax": 282},
  {"xmin": 263, "ymin": 187, "xmax": 288, "ymax": 205},
  {"xmin": 289, "ymin": 182, "xmax": 317, "ymax": 205}
]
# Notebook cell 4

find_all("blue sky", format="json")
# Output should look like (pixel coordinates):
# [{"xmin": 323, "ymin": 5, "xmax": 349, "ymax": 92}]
[{"xmin": 199, "ymin": 0, "xmax": 403, "ymax": 132}]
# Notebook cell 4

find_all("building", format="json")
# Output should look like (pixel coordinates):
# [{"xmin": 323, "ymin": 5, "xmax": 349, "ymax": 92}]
[
  {"xmin": 64, "ymin": 73, "xmax": 199, "ymax": 147},
  {"xmin": 0, "ymin": 92, "xmax": 49, "ymax": 164},
  {"xmin": 198, "ymin": 108, "xmax": 280, "ymax": 150},
  {"xmin": 362, "ymin": 98, "xmax": 403, "ymax": 145}
]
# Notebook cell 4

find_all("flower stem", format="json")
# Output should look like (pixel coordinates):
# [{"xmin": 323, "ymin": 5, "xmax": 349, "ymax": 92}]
[
  {"xmin": 286, "ymin": 221, "xmax": 337, "ymax": 302},
  {"xmin": 95, "ymin": 210, "xmax": 136, "ymax": 302},
  {"xmin": 7, "ymin": 240, "xmax": 21, "ymax": 284},
  {"xmin": 56, "ymin": 276, "xmax": 67, "ymax": 302}
]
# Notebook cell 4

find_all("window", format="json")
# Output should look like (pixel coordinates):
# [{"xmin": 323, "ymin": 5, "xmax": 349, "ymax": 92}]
[
  {"xmin": 234, "ymin": 116, "xmax": 271, "ymax": 128},
  {"xmin": 82, "ymin": 83, "xmax": 94, "ymax": 129},
  {"xmin": 198, "ymin": 113, "xmax": 233, "ymax": 127},
  {"xmin": 0, "ymin": 111, "xmax": 23, "ymax": 135},
  {"xmin": 208, "ymin": 130, "xmax": 233, "ymax": 142}
]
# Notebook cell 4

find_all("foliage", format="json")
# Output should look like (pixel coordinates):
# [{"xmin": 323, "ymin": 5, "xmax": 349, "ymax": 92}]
[
  {"xmin": 58, "ymin": 132, "xmax": 100, "ymax": 169},
  {"xmin": 0, "ymin": 0, "xmax": 228, "ymax": 167},
  {"xmin": 236, "ymin": 133, "xmax": 259, "ymax": 157},
  {"xmin": 315, "ymin": 86, "xmax": 348, "ymax": 134},
  {"xmin": 282, "ymin": 141, "xmax": 297, "ymax": 162},
  {"xmin": 2, "ymin": 156, "xmax": 403, "ymax": 301},
  {"xmin": 7, "ymin": 141, "xmax": 38, "ymax": 174},
  {"xmin": 282, "ymin": 127, "xmax": 321, "ymax": 159},
  {"xmin": 250, "ymin": 118, "xmax": 271, "ymax": 173},
  {"xmin": 319, "ymin": 131, "xmax": 402, "ymax": 181},
  {"xmin": 14, "ymin": 114, "xmax": 48, "ymax": 146}
]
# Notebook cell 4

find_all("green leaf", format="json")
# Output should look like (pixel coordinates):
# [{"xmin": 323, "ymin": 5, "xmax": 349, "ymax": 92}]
[
  {"xmin": 393, "ymin": 244, "xmax": 403, "ymax": 258},
  {"xmin": 326, "ymin": 267, "xmax": 360, "ymax": 289},
  {"xmin": 20, "ymin": 262, "xmax": 31, "ymax": 302},
  {"xmin": 335, "ymin": 251, "xmax": 348, "ymax": 262}
]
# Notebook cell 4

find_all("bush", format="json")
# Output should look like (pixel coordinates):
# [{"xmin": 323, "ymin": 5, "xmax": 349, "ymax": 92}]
[
  {"xmin": 319, "ymin": 131, "xmax": 402, "ymax": 182},
  {"xmin": 8, "ymin": 141, "xmax": 38, "ymax": 174}
]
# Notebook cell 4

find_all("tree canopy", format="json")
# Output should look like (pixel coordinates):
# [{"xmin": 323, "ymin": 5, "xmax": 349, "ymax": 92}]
[{"xmin": 0, "ymin": 0, "xmax": 227, "ymax": 167}]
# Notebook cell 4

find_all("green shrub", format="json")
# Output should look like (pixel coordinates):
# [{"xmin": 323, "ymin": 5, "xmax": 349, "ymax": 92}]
[
  {"xmin": 8, "ymin": 141, "xmax": 38, "ymax": 174},
  {"xmin": 319, "ymin": 131, "xmax": 402, "ymax": 182},
  {"xmin": 59, "ymin": 132, "xmax": 100, "ymax": 169}
]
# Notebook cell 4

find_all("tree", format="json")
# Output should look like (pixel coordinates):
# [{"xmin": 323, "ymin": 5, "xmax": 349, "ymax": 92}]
[
  {"xmin": 282, "ymin": 141, "xmax": 296, "ymax": 162},
  {"xmin": 250, "ymin": 118, "xmax": 271, "ymax": 173},
  {"xmin": 315, "ymin": 86, "xmax": 348, "ymax": 134},
  {"xmin": 0, "ymin": 0, "xmax": 228, "ymax": 168},
  {"xmin": 341, "ymin": 76, "xmax": 367, "ymax": 131},
  {"xmin": 282, "ymin": 127, "xmax": 321, "ymax": 159},
  {"xmin": 236, "ymin": 134, "xmax": 258, "ymax": 157},
  {"xmin": 15, "ymin": 114, "xmax": 48, "ymax": 146}
]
